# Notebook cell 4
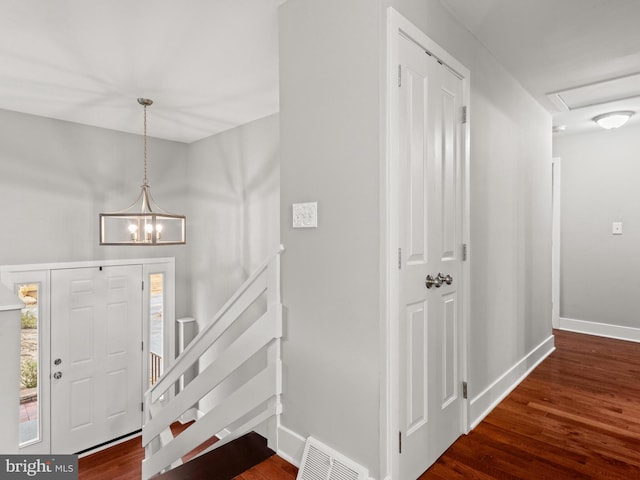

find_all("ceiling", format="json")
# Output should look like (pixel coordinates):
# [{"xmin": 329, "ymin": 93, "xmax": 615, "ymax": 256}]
[
  {"xmin": 2, "ymin": 1, "xmax": 640, "ymax": 141},
  {"xmin": 0, "ymin": 0, "xmax": 283, "ymax": 143},
  {"xmin": 440, "ymin": 0, "xmax": 640, "ymax": 136}
]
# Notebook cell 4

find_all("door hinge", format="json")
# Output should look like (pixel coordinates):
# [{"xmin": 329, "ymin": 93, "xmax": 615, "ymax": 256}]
[
  {"xmin": 398, "ymin": 248, "xmax": 402, "ymax": 269},
  {"xmin": 141, "ymin": 402, "xmax": 144, "ymax": 412},
  {"xmin": 462, "ymin": 105, "xmax": 468, "ymax": 124},
  {"xmin": 462, "ymin": 243, "xmax": 468, "ymax": 261},
  {"xmin": 141, "ymin": 341, "xmax": 144, "ymax": 351},
  {"xmin": 399, "ymin": 431, "xmax": 402, "ymax": 454},
  {"xmin": 462, "ymin": 381, "xmax": 468, "ymax": 399},
  {"xmin": 398, "ymin": 64, "xmax": 402, "ymax": 87},
  {"xmin": 142, "ymin": 280, "xmax": 144, "ymax": 291}
]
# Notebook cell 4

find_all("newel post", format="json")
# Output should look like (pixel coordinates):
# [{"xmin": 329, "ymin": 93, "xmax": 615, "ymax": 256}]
[{"xmin": 0, "ymin": 284, "xmax": 24, "ymax": 453}]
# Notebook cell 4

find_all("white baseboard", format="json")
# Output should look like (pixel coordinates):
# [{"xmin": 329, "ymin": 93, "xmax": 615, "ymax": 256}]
[
  {"xmin": 469, "ymin": 334, "xmax": 555, "ymax": 429},
  {"xmin": 276, "ymin": 424, "xmax": 305, "ymax": 468},
  {"xmin": 559, "ymin": 317, "xmax": 640, "ymax": 343}
]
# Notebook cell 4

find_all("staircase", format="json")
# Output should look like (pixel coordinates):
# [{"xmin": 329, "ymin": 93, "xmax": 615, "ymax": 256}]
[{"xmin": 142, "ymin": 247, "xmax": 284, "ymax": 480}]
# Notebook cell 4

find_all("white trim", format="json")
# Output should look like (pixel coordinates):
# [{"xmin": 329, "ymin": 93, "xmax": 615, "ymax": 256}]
[
  {"xmin": 0, "ymin": 257, "xmax": 174, "ymax": 273},
  {"xmin": 382, "ymin": 8, "xmax": 471, "ymax": 480},
  {"xmin": 276, "ymin": 424, "xmax": 306, "ymax": 468},
  {"xmin": 559, "ymin": 317, "xmax": 640, "ymax": 343},
  {"xmin": 551, "ymin": 157, "xmax": 561, "ymax": 329},
  {"xmin": 469, "ymin": 334, "xmax": 555, "ymax": 428}
]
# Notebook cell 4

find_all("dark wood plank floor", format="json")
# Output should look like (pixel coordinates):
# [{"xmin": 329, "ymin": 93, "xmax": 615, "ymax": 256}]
[
  {"xmin": 78, "ymin": 422, "xmax": 219, "ymax": 480},
  {"xmin": 421, "ymin": 329, "xmax": 640, "ymax": 479},
  {"xmin": 79, "ymin": 330, "xmax": 640, "ymax": 479}
]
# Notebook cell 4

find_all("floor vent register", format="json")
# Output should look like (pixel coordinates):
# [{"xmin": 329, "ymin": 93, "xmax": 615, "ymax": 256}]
[{"xmin": 297, "ymin": 436, "xmax": 368, "ymax": 480}]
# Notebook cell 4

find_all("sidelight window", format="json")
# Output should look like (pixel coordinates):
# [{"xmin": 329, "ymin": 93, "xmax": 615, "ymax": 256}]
[
  {"xmin": 17, "ymin": 283, "xmax": 40, "ymax": 446},
  {"xmin": 149, "ymin": 273, "xmax": 164, "ymax": 387}
]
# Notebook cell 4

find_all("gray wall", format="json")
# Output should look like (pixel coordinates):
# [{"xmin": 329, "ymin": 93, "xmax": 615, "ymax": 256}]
[
  {"xmin": 0, "ymin": 108, "xmax": 280, "ymax": 325},
  {"xmin": 0, "ymin": 108, "xmax": 191, "ymax": 316},
  {"xmin": 554, "ymin": 125, "xmax": 640, "ymax": 327},
  {"xmin": 187, "ymin": 113, "xmax": 280, "ymax": 327},
  {"xmin": 279, "ymin": 0, "xmax": 382, "ymax": 473},
  {"xmin": 280, "ymin": 0, "xmax": 552, "ymax": 475}
]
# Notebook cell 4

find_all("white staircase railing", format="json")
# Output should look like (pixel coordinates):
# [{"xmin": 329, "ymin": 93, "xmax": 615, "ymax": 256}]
[{"xmin": 142, "ymin": 246, "xmax": 284, "ymax": 480}]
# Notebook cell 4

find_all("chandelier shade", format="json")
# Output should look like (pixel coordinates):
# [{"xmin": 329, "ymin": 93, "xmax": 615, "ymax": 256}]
[{"xmin": 99, "ymin": 99, "xmax": 186, "ymax": 245}]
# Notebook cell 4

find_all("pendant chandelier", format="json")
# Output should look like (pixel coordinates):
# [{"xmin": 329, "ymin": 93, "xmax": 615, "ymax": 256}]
[{"xmin": 99, "ymin": 98, "xmax": 186, "ymax": 245}]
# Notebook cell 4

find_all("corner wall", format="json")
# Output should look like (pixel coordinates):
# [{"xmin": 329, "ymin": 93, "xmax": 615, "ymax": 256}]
[{"xmin": 187, "ymin": 113, "xmax": 280, "ymax": 327}]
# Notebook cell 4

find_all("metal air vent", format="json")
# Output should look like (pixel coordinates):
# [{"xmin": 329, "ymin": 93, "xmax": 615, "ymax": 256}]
[{"xmin": 297, "ymin": 437, "xmax": 368, "ymax": 480}]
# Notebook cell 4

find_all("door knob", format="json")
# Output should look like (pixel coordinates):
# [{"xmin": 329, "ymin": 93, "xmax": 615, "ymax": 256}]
[
  {"xmin": 53, "ymin": 372, "xmax": 62, "ymax": 380},
  {"xmin": 54, "ymin": 358, "xmax": 62, "ymax": 366},
  {"xmin": 438, "ymin": 273, "xmax": 453, "ymax": 285},
  {"xmin": 425, "ymin": 274, "xmax": 443, "ymax": 289}
]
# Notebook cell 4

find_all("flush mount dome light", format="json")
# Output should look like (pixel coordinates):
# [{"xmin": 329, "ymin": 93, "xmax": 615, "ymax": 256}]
[
  {"xmin": 592, "ymin": 111, "xmax": 634, "ymax": 130},
  {"xmin": 99, "ymin": 98, "xmax": 186, "ymax": 245}
]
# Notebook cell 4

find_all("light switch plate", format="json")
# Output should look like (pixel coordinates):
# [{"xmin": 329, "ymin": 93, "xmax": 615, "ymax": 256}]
[
  {"xmin": 293, "ymin": 202, "xmax": 318, "ymax": 228},
  {"xmin": 612, "ymin": 222, "xmax": 623, "ymax": 235}
]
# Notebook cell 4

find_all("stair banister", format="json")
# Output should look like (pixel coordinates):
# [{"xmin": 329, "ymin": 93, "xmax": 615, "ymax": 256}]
[{"xmin": 141, "ymin": 246, "xmax": 284, "ymax": 480}]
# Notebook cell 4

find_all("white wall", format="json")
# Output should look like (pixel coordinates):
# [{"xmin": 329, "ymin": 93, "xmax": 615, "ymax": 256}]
[
  {"xmin": 553, "ymin": 124, "xmax": 640, "ymax": 334},
  {"xmin": 0, "ymin": 108, "xmax": 191, "ymax": 316},
  {"xmin": 280, "ymin": 0, "xmax": 552, "ymax": 476},
  {"xmin": 187, "ymin": 113, "xmax": 280, "ymax": 326}
]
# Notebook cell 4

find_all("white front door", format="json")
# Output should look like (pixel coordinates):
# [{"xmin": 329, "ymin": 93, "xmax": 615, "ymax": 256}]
[
  {"xmin": 397, "ymin": 32, "xmax": 465, "ymax": 479},
  {"xmin": 51, "ymin": 265, "xmax": 142, "ymax": 454}
]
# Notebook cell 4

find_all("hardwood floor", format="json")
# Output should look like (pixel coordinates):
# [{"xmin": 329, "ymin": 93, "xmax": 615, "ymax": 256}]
[
  {"xmin": 79, "ymin": 330, "xmax": 640, "ymax": 479},
  {"xmin": 78, "ymin": 422, "xmax": 221, "ymax": 480},
  {"xmin": 421, "ymin": 330, "xmax": 640, "ymax": 479},
  {"xmin": 78, "ymin": 435, "xmax": 144, "ymax": 480}
]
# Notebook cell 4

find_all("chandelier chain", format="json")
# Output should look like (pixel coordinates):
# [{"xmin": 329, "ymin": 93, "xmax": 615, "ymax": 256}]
[{"xmin": 143, "ymin": 104, "xmax": 148, "ymax": 186}]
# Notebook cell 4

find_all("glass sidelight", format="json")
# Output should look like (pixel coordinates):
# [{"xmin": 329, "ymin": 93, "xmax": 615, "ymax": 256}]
[
  {"xmin": 17, "ymin": 283, "xmax": 40, "ymax": 446},
  {"xmin": 149, "ymin": 273, "xmax": 164, "ymax": 387}
]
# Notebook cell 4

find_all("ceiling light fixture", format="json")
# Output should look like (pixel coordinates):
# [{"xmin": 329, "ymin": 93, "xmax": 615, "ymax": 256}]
[
  {"xmin": 99, "ymin": 98, "xmax": 186, "ymax": 245},
  {"xmin": 592, "ymin": 111, "xmax": 634, "ymax": 130}
]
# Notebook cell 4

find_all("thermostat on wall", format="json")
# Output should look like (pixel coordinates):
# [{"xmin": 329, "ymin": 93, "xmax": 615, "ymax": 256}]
[{"xmin": 292, "ymin": 202, "xmax": 318, "ymax": 228}]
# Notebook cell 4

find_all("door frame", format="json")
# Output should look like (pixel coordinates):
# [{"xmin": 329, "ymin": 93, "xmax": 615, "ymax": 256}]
[
  {"xmin": 551, "ymin": 157, "xmax": 561, "ymax": 329},
  {"xmin": 0, "ymin": 257, "xmax": 175, "ymax": 454},
  {"xmin": 381, "ymin": 9, "xmax": 471, "ymax": 479}
]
